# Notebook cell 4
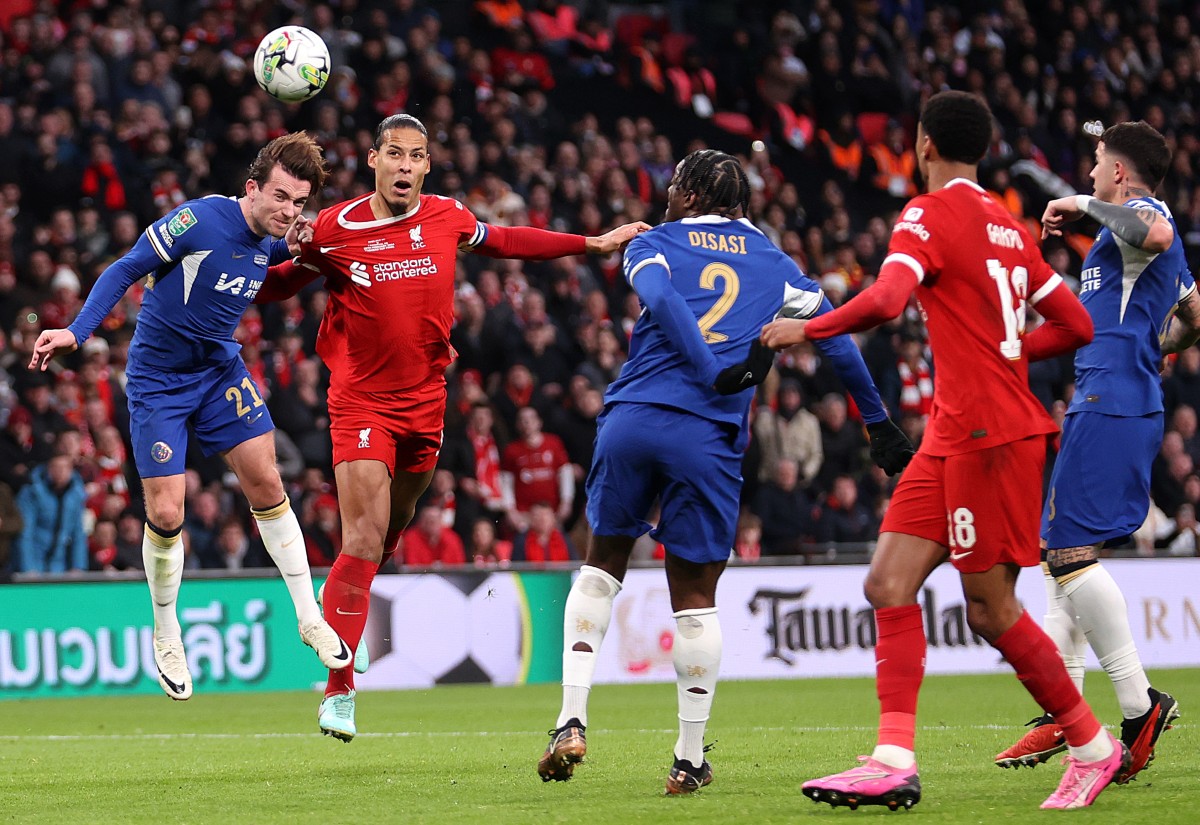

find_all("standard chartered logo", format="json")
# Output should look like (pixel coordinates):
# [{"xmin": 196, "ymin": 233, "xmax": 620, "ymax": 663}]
[
  {"xmin": 374, "ymin": 255, "xmax": 438, "ymax": 279},
  {"xmin": 0, "ymin": 599, "xmax": 271, "ymax": 690}
]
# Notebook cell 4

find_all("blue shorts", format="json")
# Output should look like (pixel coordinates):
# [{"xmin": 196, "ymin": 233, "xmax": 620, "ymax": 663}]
[
  {"xmin": 585, "ymin": 402, "xmax": 743, "ymax": 564},
  {"xmin": 1041, "ymin": 411, "xmax": 1162, "ymax": 549},
  {"xmin": 126, "ymin": 355, "xmax": 275, "ymax": 478}
]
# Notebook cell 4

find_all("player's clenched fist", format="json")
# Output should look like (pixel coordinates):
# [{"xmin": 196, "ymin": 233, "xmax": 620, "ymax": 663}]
[
  {"xmin": 28, "ymin": 328, "xmax": 78, "ymax": 372},
  {"xmin": 586, "ymin": 221, "xmax": 652, "ymax": 254},
  {"xmin": 1040, "ymin": 195, "xmax": 1085, "ymax": 239},
  {"xmin": 760, "ymin": 318, "xmax": 809, "ymax": 350}
]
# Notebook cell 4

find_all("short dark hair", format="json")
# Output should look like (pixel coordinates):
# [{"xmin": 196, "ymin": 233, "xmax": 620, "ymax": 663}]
[
  {"xmin": 1100, "ymin": 121, "xmax": 1171, "ymax": 191},
  {"xmin": 375, "ymin": 113, "xmax": 428, "ymax": 147},
  {"xmin": 919, "ymin": 91, "xmax": 992, "ymax": 165},
  {"xmin": 246, "ymin": 131, "xmax": 328, "ymax": 191},
  {"xmin": 675, "ymin": 149, "xmax": 750, "ymax": 217}
]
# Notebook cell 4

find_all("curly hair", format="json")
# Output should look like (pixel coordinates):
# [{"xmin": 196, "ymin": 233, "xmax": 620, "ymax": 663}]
[
  {"xmin": 674, "ymin": 149, "xmax": 751, "ymax": 217},
  {"xmin": 919, "ymin": 91, "xmax": 992, "ymax": 165}
]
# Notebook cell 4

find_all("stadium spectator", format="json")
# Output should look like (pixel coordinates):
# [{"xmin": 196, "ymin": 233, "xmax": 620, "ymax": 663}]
[
  {"xmin": 183, "ymin": 489, "xmax": 223, "ymax": 570},
  {"xmin": 469, "ymin": 516, "xmax": 512, "ymax": 568},
  {"xmin": 752, "ymin": 378, "xmax": 823, "ymax": 488},
  {"xmin": 732, "ymin": 511, "xmax": 762, "ymax": 562},
  {"xmin": 449, "ymin": 402, "xmax": 509, "ymax": 524},
  {"xmin": 302, "ymin": 493, "xmax": 341, "ymax": 569},
  {"xmin": 113, "ymin": 508, "xmax": 146, "ymax": 572},
  {"xmin": 513, "ymin": 500, "xmax": 574, "ymax": 563},
  {"xmin": 0, "ymin": 406, "xmax": 40, "ymax": 491},
  {"xmin": 501, "ymin": 404, "xmax": 574, "ymax": 530},
  {"xmin": 753, "ymin": 458, "xmax": 818, "ymax": 557},
  {"xmin": 15, "ymin": 453, "xmax": 88, "ymax": 574},
  {"xmin": 814, "ymin": 474, "xmax": 878, "ymax": 545},
  {"xmin": 403, "ymin": 503, "xmax": 467, "ymax": 567},
  {"xmin": 815, "ymin": 392, "xmax": 868, "ymax": 491}
]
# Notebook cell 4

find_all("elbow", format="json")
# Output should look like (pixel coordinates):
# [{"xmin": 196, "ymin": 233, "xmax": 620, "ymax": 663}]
[
  {"xmin": 870, "ymin": 288, "xmax": 908, "ymax": 321},
  {"xmin": 1144, "ymin": 222, "xmax": 1174, "ymax": 254}
]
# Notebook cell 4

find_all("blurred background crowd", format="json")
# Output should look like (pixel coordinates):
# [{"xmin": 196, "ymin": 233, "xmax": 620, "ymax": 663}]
[{"xmin": 1, "ymin": 0, "xmax": 1199, "ymax": 579}]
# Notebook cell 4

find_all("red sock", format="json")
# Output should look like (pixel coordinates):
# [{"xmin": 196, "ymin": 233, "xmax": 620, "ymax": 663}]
[
  {"xmin": 874, "ymin": 604, "xmax": 926, "ymax": 751},
  {"xmin": 379, "ymin": 529, "xmax": 402, "ymax": 572},
  {"xmin": 322, "ymin": 553, "xmax": 377, "ymax": 697},
  {"xmin": 993, "ymin": 611, "xmax": 1102, "ymax": 747}
]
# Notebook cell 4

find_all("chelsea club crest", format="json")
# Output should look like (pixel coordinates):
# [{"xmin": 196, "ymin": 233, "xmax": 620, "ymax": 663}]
[{"xmin": 151, "ymin": 441, "xmax": 174, "ymax": 463}]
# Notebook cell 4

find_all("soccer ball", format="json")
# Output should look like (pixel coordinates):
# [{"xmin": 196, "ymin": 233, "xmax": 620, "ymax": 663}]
[{"xmin": 252, "ymin": 26, "xmax": 330, "ymax": 103}]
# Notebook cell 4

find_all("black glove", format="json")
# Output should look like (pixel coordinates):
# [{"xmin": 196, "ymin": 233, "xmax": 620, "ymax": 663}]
[
  {"xmin": 713, "ymin": 339, "xmax": 776, "ymax": 395},
  {"xmin": 867, "ymin": 418, "xmax": 915, "ymax": 476}
]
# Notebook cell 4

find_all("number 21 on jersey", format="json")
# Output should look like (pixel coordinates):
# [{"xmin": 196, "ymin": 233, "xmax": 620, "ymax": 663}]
[{"xmin": 986, "ymin": 259, "xmax": 1029, "ymax": 360}]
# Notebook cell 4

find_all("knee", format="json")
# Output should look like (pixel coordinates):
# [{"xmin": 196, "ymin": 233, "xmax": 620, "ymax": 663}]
[
  {"xmin": 965, "ymin": 600, "xmax": 1019, "ymax": 644},
  {"xmin": 340, "ymin": 516, "xmax": 386, "ymax": 561},
  {"xmin": 864, "ymin": 569, "xmax": 918, "ymax": 609},
  {"xmin": 240, "ymin": 471, "xmax": 285, "ymax": 510},
  {"xmin": 147, "ymin": 500, "xmax": 184, "ymax": 532}
]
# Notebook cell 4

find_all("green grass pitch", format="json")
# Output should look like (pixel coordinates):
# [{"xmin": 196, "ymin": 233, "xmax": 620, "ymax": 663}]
[{"xmin": 0, "ymin": 670, "xmax": 1193, "ymax": 824}]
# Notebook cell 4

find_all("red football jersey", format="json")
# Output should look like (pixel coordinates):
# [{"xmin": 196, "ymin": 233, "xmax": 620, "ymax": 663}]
[
  {"xmin": 884, "ymin": 178, "xmax": 1060, "ymax": 456},
  {"xmin": 502, "ymin": 435, "xmax": 570, "ymax": 512},
  {"xmin": 300, "ymin": 193, "xmax": 485, "ymax": 393}
]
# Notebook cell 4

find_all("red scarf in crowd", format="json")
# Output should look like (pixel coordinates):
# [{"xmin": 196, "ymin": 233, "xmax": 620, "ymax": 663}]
[{"xmin": 470, "ymin": 428, "xmax": 502, "ymax": 503}]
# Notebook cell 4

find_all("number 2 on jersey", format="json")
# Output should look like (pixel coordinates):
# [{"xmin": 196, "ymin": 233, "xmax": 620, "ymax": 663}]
[
  {"xmin": 696, "ymin": 262, "xmax": 740, "ymax": 343},
  {"xmin": 986, "ymin": 259, "xmax": 1029, "ymax": 359}
]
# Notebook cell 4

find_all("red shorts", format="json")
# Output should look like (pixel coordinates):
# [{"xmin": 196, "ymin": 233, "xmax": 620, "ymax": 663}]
[
  {"xmin": 880, "ymin": 435, "xmax": 1047, "ymax": 573},
  {"xmin": 329, "ymin": 381, "xmax": 446, "ymax": 476}
]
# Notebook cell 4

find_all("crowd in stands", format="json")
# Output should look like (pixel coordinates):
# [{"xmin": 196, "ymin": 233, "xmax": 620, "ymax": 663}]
[{"xmin": 1, "ymin": 0, "xmax": 1199, "ymax": 578}]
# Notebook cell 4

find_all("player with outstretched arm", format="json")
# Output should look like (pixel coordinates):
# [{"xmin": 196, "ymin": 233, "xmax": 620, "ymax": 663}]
[
  {"xmin": 761, "ymin": 91, "xmax": 1124, "ymax": 811},
  {"xmin": 253, "ymin": 113, "xmax": 649, "ymax": 741},
  {"xmin": 29, "ymin": 133, "xmax": 353, "ymax": 700},
  {"xmin": 995, "ymin": 120, "xmax": 1193, "ymax": 782},
  {"xmin": 536, "ymin": 148, "xmax": 913, "ymax": 794}
]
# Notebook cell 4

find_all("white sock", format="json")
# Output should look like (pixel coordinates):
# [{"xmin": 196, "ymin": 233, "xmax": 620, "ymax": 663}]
[
  {"xmin": 254, "ymin": 497, "xmax": 321, "ymax": 625},
  {"xmin": 673, "ymin": 607, "xmax": 721, "ymax": 767},
  {"xmin": 558, "ymin": 565, "xmax": 621, "ymax": 728},
  {"xmin": 1068, "ymin": 727, "xmax": 1114, "ymax": 764},
  {"xmin": 871, "ymin": 745, "xmax": 915, "ymax": 771},
  {"xmin": 1042, "ymin": 568, "xmax": 1087, "ymax": 693},
  {"xmin": 142, "ymin": 525, "xmax": 184, "ymax": 638},
  {"xmin": 1060, "ymin": 565, "xmax": 1152, "ymax": 718}
]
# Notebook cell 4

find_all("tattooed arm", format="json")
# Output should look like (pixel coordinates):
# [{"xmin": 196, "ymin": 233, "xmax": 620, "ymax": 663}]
[
  {"xmin": 1161, "ymin": 288, "xmax": 1200, "ymax": 356},
  {"xmin": 1042, "ymin": 194, "xmax": 1175, "ymax": 253}
]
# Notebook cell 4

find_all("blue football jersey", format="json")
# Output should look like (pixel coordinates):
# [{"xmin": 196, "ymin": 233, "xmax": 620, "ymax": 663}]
[
  {"xmin": 1070, "ymin": 197, "xmax": 1196, "ymax": 416},
  {"xmin": 607, "ymin": 214, "xmax": 885, "ymax": 433},
  {"xmin": 70, "ymin": 197, "xmax": 291, "ymax": 371}
]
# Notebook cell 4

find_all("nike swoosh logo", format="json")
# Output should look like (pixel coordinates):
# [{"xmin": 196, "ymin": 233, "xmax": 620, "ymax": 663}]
[
  {"xmin": 244, "ymin": 412, "xmax": 263, "ymax": 424},
  {"xmin": 875, "ymin": 659, "xmax": 888, "ymax": 666},
  {"xmin": 232, "ymin": 253, "xmax": 246, "ymax": 259},
  {"xmin": 320, "ymin": 245, "xmax": 346, "ymax": 254},
  {"xmin": 281, "ymin": 536, "xmax": 298, "ymax": 548},
  {"xmin": 848, "ymin": 770, "xmax": 893, "ymax": 784},
  {"xmin": 335, "ymin": 608, "xmax": 363, "ymax": 616},
  {"xmin": 949, "ymin": 550, "xmax": 973, "ymax": 561},
  {"xmin": 332, "ymin": 640, "xmax": 352, "ymax": 665},
  {"xmin": 158, "ymin": 667, "xmax": 187, "ymax": 695}
]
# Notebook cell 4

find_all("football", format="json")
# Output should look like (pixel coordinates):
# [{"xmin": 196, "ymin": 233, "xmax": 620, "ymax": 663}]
[{"xmin": 252, "ymin": 25, "xmax": 330, "ymax": 103}]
